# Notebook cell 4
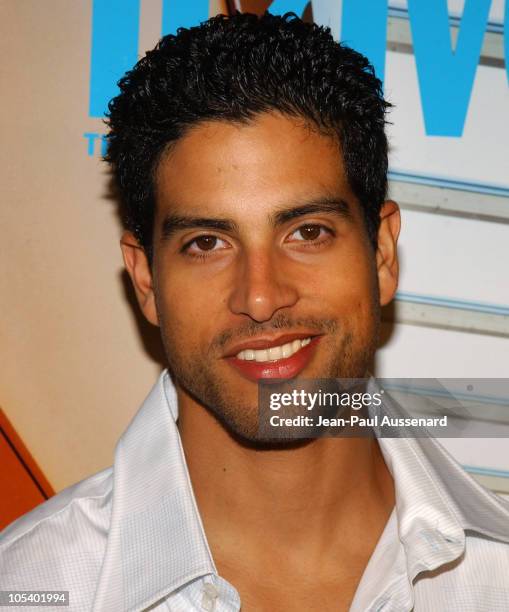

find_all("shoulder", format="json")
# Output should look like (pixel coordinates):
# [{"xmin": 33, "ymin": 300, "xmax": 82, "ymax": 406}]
[
  {"xmin": 1, "ymin": 466, "xmax": 113, "ymax": 547},
  {"xmin": 415, "ymin": 530, "xmax": 509, "ymax": 610},
  {"xmin": 463, "ymin": 526, "xmax": 509, "ymax": 570},
  {"xmin": 0, "ymin": 467, "xmax": 112, "ymax": 601}
]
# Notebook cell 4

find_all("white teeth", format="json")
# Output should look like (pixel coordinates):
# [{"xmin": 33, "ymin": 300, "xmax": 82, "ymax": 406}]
[
  {"xmin": 255, "ymin": 349, "xmax": 269, "ymax": 362},
  {"xmin": 268, "ymin": 346, "xmax": 283, "ymax": 360},
  {"xmin": 235, "ymin": 337, "xmax": 313, "ymax": 362},
  {"xmin": 281, "ymin": 342, "xmax": 293, "ymax": 358}
]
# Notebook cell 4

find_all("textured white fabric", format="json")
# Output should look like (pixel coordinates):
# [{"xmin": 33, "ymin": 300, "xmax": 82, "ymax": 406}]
[{"xmin": 1, "ymin": 370, "xmax": 509, "ymax": 611}]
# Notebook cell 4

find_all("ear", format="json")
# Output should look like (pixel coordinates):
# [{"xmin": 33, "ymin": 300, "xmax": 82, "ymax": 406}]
[
  {"xmin": 376, "ymin": 200, "xmax": 401, "ymax": 307},
  {"xmin": 120, "ymin": 231, "xmax": 159, "ymax": 326}
]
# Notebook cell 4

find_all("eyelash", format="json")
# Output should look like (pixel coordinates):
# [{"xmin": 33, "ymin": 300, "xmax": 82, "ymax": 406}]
[
  {"xmin": 180, "ymin": 224, "xmax": 335, "ymax": 260},
  {"xmin": 180, "ymin": 236, "xmax": 230, "ymax": 260},
  {"xmin": 287, "ymin": 224, "xmax": 334, "ymax": 246}
]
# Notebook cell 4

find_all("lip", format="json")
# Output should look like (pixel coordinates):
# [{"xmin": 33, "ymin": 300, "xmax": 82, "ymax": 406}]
[
  {"xmin": 223, "ymin": 332, "xmax": 320, "ymax": 358},
  {"xmin": 225, "ymin": 335, "xmax": 322, "ymax": 382}
]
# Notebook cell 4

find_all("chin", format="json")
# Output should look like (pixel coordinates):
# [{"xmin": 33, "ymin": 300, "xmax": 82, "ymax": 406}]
[{"xmin": 213, "ymin": 411, "xmax": 315, "ymax": 450}]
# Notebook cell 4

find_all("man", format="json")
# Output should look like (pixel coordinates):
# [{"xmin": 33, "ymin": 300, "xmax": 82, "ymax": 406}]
[{"xmin": 1, "ymin": 12, "xmax": 508, "ymax": 612}]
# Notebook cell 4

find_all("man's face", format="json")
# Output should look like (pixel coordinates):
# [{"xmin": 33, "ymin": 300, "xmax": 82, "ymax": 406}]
[{"xmin": 125, "ymin": 112, "xmax": 399, "ymax": 441}]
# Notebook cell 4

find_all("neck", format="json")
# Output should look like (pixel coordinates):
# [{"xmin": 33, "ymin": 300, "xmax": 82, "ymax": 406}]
[{"xmin": 177, "ymin": 390, "xmax": 395, "ymax": 582}]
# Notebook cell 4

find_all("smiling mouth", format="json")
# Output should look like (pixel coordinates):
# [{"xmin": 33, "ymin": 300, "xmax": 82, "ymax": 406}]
[
  {"xmin": 224, "ymin": 334, "xmax": 322, "ymax": 381},
  {"xmin": 235, "ymin": 337, "xmax": 312, "ymax": 362}
]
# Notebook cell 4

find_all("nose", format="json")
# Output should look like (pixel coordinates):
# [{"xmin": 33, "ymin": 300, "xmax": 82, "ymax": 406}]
[{"xmin": 227, "ymin": 250, "xmax": 299, "ymax": 323}]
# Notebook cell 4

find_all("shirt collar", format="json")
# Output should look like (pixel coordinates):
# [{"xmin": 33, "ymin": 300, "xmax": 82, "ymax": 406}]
[
  {"xmin": 372, "ymin": 385, "xmax": 509, "ymax": 609},
  {"xmin": 352, "ymin": 385, "xmax": 509, "ymax": 611},
  {"xmin": 93, "ymin": 370, "xmax": 216, "ymax": 612}
]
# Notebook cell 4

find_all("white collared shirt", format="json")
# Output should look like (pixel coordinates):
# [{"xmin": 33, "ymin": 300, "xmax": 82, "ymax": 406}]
[{"xmin": 1, "ymin": 370, "xmax": 509, "ymax": 611}]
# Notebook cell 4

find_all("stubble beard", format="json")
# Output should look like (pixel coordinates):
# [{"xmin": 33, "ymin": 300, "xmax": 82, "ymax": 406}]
[{"xmin": 162, "ymin": 311, "xmax": 380, "ymax": 446}]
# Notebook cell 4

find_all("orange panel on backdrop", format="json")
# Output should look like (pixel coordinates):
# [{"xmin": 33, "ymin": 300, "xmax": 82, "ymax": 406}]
[{"xmin": 0, "ymin": 409, "xmax": 54, "ymax": 531}]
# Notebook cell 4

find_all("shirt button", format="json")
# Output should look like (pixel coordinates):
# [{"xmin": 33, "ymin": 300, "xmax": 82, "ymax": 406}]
[{"xmin": 201, "ymin": 582, "xmax": 219, "ymax": 611}]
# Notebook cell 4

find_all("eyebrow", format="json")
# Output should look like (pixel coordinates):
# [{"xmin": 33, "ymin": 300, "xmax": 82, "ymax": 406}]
[
  {"xmin": 159, "ymin": 197, "xmax": 353, "ymax": 242},
  {"xmin": 160, "ymin": 215, "xmax": 239, "ymax": 241},
  {"xmin": 271, "ymin": 199, "xmax": 353, "ymax": 225}
]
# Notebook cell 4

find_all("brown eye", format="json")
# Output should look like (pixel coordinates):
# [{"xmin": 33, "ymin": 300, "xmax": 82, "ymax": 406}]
[
  {"xmin": 194, "ymin": 235, "xmax": 217, "ymax": 251},
  {"xmin": 183, "ymin": 234, "xmax": 230, "ymax": 258},
  {"xmin": 287, "ymin": 224, "xmax": 332, "ymax": 246},
  {"xmin": 299, "ymin": 225, "xmax": 322, "ymax": 240}
]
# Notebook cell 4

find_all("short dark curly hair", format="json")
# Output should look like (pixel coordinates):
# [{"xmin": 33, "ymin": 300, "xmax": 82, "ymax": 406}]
[{"xmin": 105, "ymin": 11, "xmax": 391, "ymax": 262}]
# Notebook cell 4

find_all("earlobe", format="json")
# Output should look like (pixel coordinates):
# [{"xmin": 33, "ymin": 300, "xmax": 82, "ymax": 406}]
[
  {"xmin": 120, "ymin": 231, "xmax": 159, "ymax": 326},
  {"xmin": 376, "ymin": 200, "xmax": 401, "ymax": 307}
]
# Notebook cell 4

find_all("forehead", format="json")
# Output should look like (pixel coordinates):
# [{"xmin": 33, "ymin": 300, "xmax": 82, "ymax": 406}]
[{"xmin": 154, "ymin": 112, "xmax": 356, "ymax": 219}]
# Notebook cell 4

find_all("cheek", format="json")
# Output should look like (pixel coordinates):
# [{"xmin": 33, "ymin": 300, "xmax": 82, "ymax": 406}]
[
  {"xmin": 155, "ymin": 271, "xmax": 224, "ymax": 348},
  {"xmin": 301, "ymin": 247, "xmax": 376, "ymax": 311}
]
